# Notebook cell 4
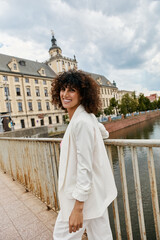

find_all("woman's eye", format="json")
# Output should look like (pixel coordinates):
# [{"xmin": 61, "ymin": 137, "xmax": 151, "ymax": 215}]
[{"xmin": 70, "ymin": 88, "xmax": 75, "ymax": 92}]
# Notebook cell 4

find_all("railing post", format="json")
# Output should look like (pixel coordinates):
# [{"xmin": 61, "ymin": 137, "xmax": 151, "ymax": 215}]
[
  {"xmin": 49, "ymin": 142, "xmax": 60, "ymax": 211},
  {"xmin": 118, "ymin": 146, "xmax": 133, "ymax": 240},
  {"xmin": 131, "ymin": 147, "xmax": 146, "ymax": 239},
  {"xmin": 147, "ymin": 147, "xmax": 160, "ymax": 239},
  {"xmin": 107, "ymin": 146, "xmax": 122, "ymax": 240}
]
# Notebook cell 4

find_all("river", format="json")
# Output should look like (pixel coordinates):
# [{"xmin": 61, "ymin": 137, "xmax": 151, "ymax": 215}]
[{"xmin": 108, "ymin": 116, "xmax": 160, "ymax": 240}]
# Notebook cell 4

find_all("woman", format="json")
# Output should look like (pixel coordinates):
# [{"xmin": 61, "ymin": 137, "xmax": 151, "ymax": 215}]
[{"xmin": 51, "ymin": 70, "xmax": 117, "ymax": 240}]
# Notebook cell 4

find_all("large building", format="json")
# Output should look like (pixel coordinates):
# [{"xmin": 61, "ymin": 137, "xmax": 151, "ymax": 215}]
[
  {"xmin": 0, "ymin": 33, "xmax": 131, "ymax": 131},
  {"xmin": 0, "ymin": 53, "xmax": 64, "ymax": 130}
]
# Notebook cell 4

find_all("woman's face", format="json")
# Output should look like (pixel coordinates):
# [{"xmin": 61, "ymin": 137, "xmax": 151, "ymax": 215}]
[{"xmin": 60, "ymin": 86, "xmax": 82, "ymax": 114}]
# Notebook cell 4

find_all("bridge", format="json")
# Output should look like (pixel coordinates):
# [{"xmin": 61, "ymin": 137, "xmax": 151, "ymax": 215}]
[{"xmin": 0, "ymin": 137, "xmax": 160, "ymax": 239}]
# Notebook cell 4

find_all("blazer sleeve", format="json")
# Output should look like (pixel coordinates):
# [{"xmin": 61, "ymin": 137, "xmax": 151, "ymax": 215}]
[
  {"xmin": 72, "ymin": 119, "xmax": 94, "ymax": 202},
  {"xmin": 98, "ymin": 122, "xmax": 109, "ymax": 139}
]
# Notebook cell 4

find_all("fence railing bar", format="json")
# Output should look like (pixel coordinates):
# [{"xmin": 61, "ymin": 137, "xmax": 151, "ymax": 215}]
[
  {"xmin": 147, "ymin": 147, "xmax": 160, "ymax": 240},
  {"xmin": 54, "ymin": 142, "xmax": 60, "ymax": 176},
  {"xmin": 118, "ymin": 146, "xmax": 133, "ymax": 240},
  {"xmin": 49, "ymin": 142, "xmax": 59, "ymax": 210},
  {"xmin": 107, "ymin": 145, "xmax": 122, "ymax": 240},
  {"xmin": 131, "ymin": 147, "xmax": 147, "ymax": 240}
]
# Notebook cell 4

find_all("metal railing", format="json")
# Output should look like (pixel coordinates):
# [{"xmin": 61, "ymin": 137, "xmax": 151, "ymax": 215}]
[{"xmin": 0, "ymin": 137, "xmax": 160, "ymax": 239}]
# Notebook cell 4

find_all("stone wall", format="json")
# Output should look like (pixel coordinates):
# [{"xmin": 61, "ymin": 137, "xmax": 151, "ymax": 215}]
[
  {"xmin": 104, "ymin": 111, "xmax": 160, "ymax": 133},
  {"xmin": 0, "ymin": 124, "xmax": 67, "ymax": 138}
]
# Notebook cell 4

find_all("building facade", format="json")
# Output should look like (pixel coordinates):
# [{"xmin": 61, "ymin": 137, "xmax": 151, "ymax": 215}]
[
  {"xmin": 85, "ymin": 72, "xmax": 118, "ymax": 110},
  {"xmin": 0, "ymin": 54, "xmax": 64, "ymax": 130},
  {"xmin": 117, "ymin": 90, "xmax": 134, "ymax": 103}
]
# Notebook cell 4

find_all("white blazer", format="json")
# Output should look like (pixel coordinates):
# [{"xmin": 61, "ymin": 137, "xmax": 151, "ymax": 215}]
[{"xmin": 58, "ymin": 105, "xmax": 117, "ymax": 221}]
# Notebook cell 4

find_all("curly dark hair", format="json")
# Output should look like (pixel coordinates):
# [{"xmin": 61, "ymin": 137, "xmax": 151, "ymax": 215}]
[{"xmin": 51, "ymin": 70, "xmax": 102, "ymax": 115}]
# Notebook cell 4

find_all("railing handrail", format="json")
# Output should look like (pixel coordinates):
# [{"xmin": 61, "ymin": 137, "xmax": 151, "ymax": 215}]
[{"xmin": 1, "ymin": 137, "xmax": 160, "ymax": 147}]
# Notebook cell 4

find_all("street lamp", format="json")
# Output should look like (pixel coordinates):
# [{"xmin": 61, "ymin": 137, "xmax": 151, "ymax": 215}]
[
  {"xmin": 0, "ymin": 84, "xmax": 4, "ymax": 132},
  {"xmin": 0, "ymin": 79, "xmax": 14, "ymax": 131}
]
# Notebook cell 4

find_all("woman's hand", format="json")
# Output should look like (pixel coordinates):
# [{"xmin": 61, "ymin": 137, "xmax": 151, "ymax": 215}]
[{"xmin": 69, "ymin": 200, "xmax": 84, "ymax": 233}]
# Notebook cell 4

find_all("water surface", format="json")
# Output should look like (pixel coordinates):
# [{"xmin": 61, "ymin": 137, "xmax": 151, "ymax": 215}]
[{"xmin": 108, "ymin": 116, "xmax": 160, "ymax": 240}]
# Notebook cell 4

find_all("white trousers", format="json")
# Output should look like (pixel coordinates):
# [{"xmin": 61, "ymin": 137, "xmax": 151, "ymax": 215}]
[{"xmin": 53, "ymin": 209, "xmax": 113, "ymax": 240}]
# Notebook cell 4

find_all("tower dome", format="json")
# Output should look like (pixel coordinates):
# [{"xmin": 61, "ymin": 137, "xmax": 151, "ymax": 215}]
[{"xmin": 49, "ymin": 31, "xmax": 62, "ymax": 57}]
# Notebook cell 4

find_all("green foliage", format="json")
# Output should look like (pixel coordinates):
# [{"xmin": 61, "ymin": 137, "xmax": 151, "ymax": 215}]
[
  {"xmin": 137, "ymin": 94, "xmax": 150, "ymax": 111},
  {"xmin": 110, "ymin": 97, "xmax": 119, "ymax": 115},
  {"xmin": 103, "ymin": 92, "xmax": 159, "ymax": 118},
  {"xmin": 119, "ymin": 93, "xmax": 138, "ymax": 116},
  {"xmin": 157, "ymin": 98, "xmax": 160, "ymax": 108},
  {"xmin": 96, "ymin": 110, "xmax": 103, "ymax": 117},
  {"xmin": 104, "ymin": 106, "xmax": 113, "ymax": 115},
  {"xmin": 63, "ymin": 114, "xmax": 70, "ymax": 124}
]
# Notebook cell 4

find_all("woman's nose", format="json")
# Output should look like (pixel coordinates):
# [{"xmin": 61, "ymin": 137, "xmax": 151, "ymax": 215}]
[{"xmin": 63, "ymin": 89, "xmax": 69, "ymax": 97}]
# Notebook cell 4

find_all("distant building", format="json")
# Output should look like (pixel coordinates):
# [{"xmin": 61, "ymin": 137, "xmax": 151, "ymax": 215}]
[
  {"xmin": 84, "ymin": 72, "xmax": 118, "ymax": 110},
  {"xmin": 146, "ymin": 94, "xmax": 158, "ymax": 102},
  {"xmin": 117, "ymin": 90, "xmax": 134, "ymax": 102}
]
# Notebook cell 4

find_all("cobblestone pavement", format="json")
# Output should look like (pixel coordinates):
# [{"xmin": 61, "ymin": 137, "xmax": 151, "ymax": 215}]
[{"xmin": 0, "ymin": 170, "xmax": 88, "ymax": 240}]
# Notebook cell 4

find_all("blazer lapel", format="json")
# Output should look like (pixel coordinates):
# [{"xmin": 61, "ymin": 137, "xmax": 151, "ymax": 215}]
[{"xmin": 58, "ymin": 105, "xmax": 85, "ymax": 190}]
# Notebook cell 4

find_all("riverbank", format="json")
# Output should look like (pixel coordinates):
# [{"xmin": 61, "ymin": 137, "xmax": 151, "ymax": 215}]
[{"xmin": 104, "ymin": 110, "xmax": 160, "ymax": 133}]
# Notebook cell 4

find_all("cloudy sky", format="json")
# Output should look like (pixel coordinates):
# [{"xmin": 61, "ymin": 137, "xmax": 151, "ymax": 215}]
[{"xmin": 0, "ymin": 0, "xmax": 160, "ymax": 94}]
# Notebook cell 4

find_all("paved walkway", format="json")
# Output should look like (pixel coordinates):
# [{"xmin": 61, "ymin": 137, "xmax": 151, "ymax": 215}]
[
  {"xmin": 0, "ymin": 170, "xmax": 87, "ymax": 240},
  {"xmin": 0, "ymin": 170, "xmax": 57, "ymax": 240}
]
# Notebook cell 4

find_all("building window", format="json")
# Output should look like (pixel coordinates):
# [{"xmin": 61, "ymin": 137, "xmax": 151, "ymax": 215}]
[
  {"xmin": 6, "ymin": 102, "xmax": 11, "ymax": 112},
  {"xmin": 35, "ymin": 79, "xmax": 38, "ymax": 84},
  {"xmin": 44, "ymin": 88, "xmax": 48, "ymax": 97},
  {"xmin": 62, "ymin": 60, "xmax": 64, "ymax": 65},
  {"xmin": 15, "ymin": 77, "xmax": 19, "ymax": 82},
  {"xmin": 43, "ymin": 80, "xmax": 46, "ymax": 85},
  {"xmin": 40, "ymin": 119, "xmax": 44, "ymax": 126},
  {"xmin": 16, "ymin": 87, "xmax": 21, "ymax": 96},
  {"xmin": 4, "ymin": 87, "xmax": 10, "ymax": 96},
  {"xmin": 18, "ymin": 102, "xmax": 23, "ymax": 112},
  {"xmin": 48, "ymin": 116, "xmax": 52, "ymax": 124},
  {"xmin": 28, "ymin": 102, "xmax": 33, "ymax": 111},
  {"xmin": 20, "ymin": 119, "xmax": 25, "ymax": 128},
  {"xmin": 13, "ymin": 63, "xmax": 17, "ymax": 70},
  {"xmin": 68, "ymin": 62, "xmax": 70, "ymax": 66},
  {"xmin": 36, "ymin": 88, "xmax": 40, "ymax": 96},
  {"xmin": 25, "ymin": 78, "xmax": 29, "ymax": 83},
  {"xmin": 56, "ymin": 116, "xmax": 59, "ymax": 123},
  {"xmin": 3, "ymin": 76, "xmax": 8, "ymax": 81},
  {"xmin": 31, "ymin": 118, "xmax": 35, "ymax": 127},
  {"xmin": 38, "ymin": 102, "xmax": 42, "ymax": 111},
  {"xmin": 26, "ymin": 87, "xmax": 31, "ymax": 96},
  {"xmin": 46, "ymin": 102, "xmax": 50, "ymax": 110},
  {"xmin": 42, "ymin": 69, "xmax": 45, "ymax": 74}
]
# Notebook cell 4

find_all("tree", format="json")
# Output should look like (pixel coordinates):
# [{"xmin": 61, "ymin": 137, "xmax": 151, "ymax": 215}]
[
  {"xmin": 137, "ymin": 94, "xmax": 151, "ymax": 111},
  {"xmin": 150, "ymin": 100, "xmax": 158, "ymax": 110},
  {"xmin": 96, "ymin": 110, "xmax": 103, "ymax": 117},
  {"xmin": 157, "ymin": 98, "xmax": 160, "ymax": 109},
  {"xmin": 110, "ymin": 97, "xmax": 119, "ymax": 115},
  {"xmin": 104, "ymin": 106, "xmax": 113, "ymax": 115},
  {"xmin": 119, "ymin": 93, "xmax": 137, "ymax": 117}
]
